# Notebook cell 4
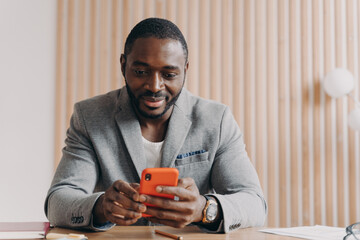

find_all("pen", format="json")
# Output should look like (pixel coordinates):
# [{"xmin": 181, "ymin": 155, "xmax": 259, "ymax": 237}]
[
  {"xmin": 46, "ymin": 233, "xmax": 87, "ymax": 239},
  {"xmin": 154, "ymin": 229, "xmax": 183, "ymax": 240}
]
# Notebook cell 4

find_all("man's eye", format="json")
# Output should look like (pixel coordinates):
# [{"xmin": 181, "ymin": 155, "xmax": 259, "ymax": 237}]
[
  {"xmin": 163, "ymin": 73, "xmax": 177, "ymax": 79},
  {"xmin": 134, "ymin": 70, "xmax": 147, "ymax": 75}
]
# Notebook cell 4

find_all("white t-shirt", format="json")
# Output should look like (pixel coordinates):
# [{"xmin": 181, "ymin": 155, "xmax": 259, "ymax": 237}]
[{"xmin": 142, "ymin": 136, "xmax": 164, "ymax": 168}]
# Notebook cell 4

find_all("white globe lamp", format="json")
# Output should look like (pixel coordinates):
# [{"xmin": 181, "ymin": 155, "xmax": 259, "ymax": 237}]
[
  {"xmin": 348, "ymin": 108, "xmax": 360, "ymax": 131},
  {"xmin": 323, "ymin": 68, "xmax": 355, "ymax": 98},
  {"xmin": 323, "ymin": 68, "xmax": 360, "ymax": 131}
]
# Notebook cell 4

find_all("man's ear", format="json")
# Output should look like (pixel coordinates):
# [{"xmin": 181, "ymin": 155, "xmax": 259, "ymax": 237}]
[
  {"xmin": 120, "ymin": 54, "xmax": 126, "ymax": 77},
  {"xmin": 184, "ymin": 61, "xmax": 189, "ymax": 75}
]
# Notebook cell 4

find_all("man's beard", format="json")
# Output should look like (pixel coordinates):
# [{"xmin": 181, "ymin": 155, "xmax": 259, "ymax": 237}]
[{"xmin": 125, "ymin": 83, "xmax": 182, "ymax": 119}]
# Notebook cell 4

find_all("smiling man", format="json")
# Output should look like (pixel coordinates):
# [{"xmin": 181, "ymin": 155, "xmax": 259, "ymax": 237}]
[
  {"xmin": 124, "ymin": 37, "xmax": 186, "ymax": 121},
  {"xmin": 45, "ymin": 18, "xmax": 267, "ymax": 233}
]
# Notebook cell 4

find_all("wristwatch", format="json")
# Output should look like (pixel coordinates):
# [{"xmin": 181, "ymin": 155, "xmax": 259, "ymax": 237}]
[{"xmin": 202, "ymin": 195, "xmax": 218, "ymax": 224}]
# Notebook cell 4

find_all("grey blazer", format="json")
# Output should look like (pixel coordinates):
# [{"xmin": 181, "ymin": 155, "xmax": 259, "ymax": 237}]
[{"xmin": 45, "ymin": 87, "xmax": 267, "ymax": 233}]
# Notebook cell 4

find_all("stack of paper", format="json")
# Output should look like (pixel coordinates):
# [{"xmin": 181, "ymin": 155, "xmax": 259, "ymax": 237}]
[
  {"xmin": 259, "ymin": 225, "xmax": 346, "ymax": 240},
  {"xmin": 0, "ymin": 222, "xmax": 50, "ymax": 239}
]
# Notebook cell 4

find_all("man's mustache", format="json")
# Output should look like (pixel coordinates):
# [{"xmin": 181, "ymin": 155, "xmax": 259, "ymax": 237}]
[{"xmin": 140, "ymin": 91, "xmax": 167, "ymax": 98}]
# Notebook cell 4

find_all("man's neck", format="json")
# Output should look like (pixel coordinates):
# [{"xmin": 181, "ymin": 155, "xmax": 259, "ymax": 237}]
[
  {"xmin": 140, "ymin": 121, "xmax": 169, "ymax": 142},
  {"xmin": 137, "ymin": 107, "xmax": 173, "ymax": 142}
]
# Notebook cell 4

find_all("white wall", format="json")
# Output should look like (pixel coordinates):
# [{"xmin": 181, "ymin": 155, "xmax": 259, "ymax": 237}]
[{"xmin": 0, "ymin": 0, "xmax": 56, "ymax": 221}]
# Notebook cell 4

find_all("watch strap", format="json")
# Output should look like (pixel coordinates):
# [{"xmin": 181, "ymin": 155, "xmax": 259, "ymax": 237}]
[{"xmin": 202, "ymin": 195, "xmax": 218, "ymax": 224}]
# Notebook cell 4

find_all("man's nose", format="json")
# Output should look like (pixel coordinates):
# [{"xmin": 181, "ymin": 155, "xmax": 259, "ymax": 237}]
[{"xmin": 145, "ymin": 72, "xmax": 164, "ymax": 92}]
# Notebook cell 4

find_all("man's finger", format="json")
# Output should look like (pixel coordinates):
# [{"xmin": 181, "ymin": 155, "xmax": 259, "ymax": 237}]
[
  {"xmin": 157, "ymin": 178, "xmax": 196, "ymax": 196},
  {"xmin": 130, "ymin": 183, "xmax": 140, "ymax": 191},
  {"xmin": 105, "ymin": 190, "xmax": 146, "ymax": 213},
  {"xmin": 145, "ymin": 206, "xmax": 182, "ymax": 220},
  {"xmin": 113, "ymin": 180, "xmax": 141, "ymax": 201},
  {"xmin": 155, "ymin": 178, "xmax": 198, "ymax": 201},
  {"xmin": 154, "ymin": 186, "xmax": 189, "ymax": 200},
  {"xmin": 176, "ymin": 178, "xmax": 195, "ymax": 189},
  {"xmin": 142, "ymin": 195, "xmax": 189, "ymax": 212},
  {"xmin": 105, "ymin": 212, "xmax": 140, "ymax": 226},
  {"xmin": 104, "ymin": 201, "xmax": 143, "ymax": 219},
  {"xmin": 146, "ymin": 217, "xmax": 187, "ymax": 229}
]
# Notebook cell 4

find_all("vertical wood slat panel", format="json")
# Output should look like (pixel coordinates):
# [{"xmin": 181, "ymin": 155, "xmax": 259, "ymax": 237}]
[
  {"xmin": 278, "ymin": 0, "xmax": 287, "ymax": 227},
  {"xmin": 89, "ymin": 0, "xmax": 97, "ymax": 97},
  {"xmin": 77, "ymin": 0, "xmax": 86, "ymax": 101},
  {"xmin": 312, "ymin": 0, "xmax": 322, "ymax": 225},
  {"xmin": 301, "ymin": 0, "xmax": 310, "ymax": 226},
  {"xmin": 232, "ymin": 0, "xmax": 243, "ymax": 129},
  {"xmin": 165, "ymin": 0, "xmax": 176, "ymax": 23},
  {"xmin": 221, "ymin": 0, "xmax": 233, "ymax": 107},
  {"xmin": 187, "ymin": 0, "xmax": 199, "ymax": 96},
  {"xmin": 323, "ymin": 0, "xmax": 334, "ymax": 226},
  {"xmin": 65, "ymin": 0, "xmax": 75, "ymax": 128},
  {"xmin": 209, "ymin": 0, "xmax": 221, "ymax": 102},
  {"xmin": 111, "ymin": 0, "xmax": 121, "ymax": 90},
  {"xmin": 55, "ymin": 0, "xmax": 360, "ymax": 228},
  {"xmin": 199, "ymin": 0, "xmax": 210, "ymax": 100},
  {"xmin": 144, "ymin": 0, "xmax": 155, "ymax": 18},
  {"xmin": 356, "ymin": 0, "xmax": 360, "ymax": 223},
  {"xmin": 346, "ymin": 0, "xmax": 357, "ymax": 225},
  {"xmin": 266, "ymin": 0, "xmax": 277, "ymax": 227},
  {"xmin": 289, "ymin": 0, "xmax": 299, "ymax": 227},
  {"xmin": 176, "ymin": 0, "xmax": 187, "ymax": 57},
  {"xmin": 243, "ymin": 0, "xmax": 254, "ymax": 166},
  {"xmin": 335, "ymin": 0, "xmax": 345, "ymax": 227},
  {"xmin": 155, "ymin": 0, "xmax": 165, "ymax": 18},
  {"xmin": 54, "ymin": 0, "xmax": 65, "ymax": 168},
  {"xmin": 121, "ymin": 0, "xmax": 131, "ymax": 54},
  {"xmin": 254, "ymin": 0, "xmax": 266, "ymax": 197},
  {"xmin": 100, "ymin": 0, "xmax": 109, "ymax": 94},
  {"xmin": 133, "ymin": 0, "xmax": 143, "ymax": 23}
]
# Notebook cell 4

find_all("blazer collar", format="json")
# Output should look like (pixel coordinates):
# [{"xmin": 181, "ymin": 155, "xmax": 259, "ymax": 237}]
[
  {"xmin": 115, "ymin": 88, "xmax": 146, "ymax": 179},
  {"xmin": 161, "ymin": 89, "xmax": 192, "ymax": 168},
  {"xmin": 114, "ymin": 87, "xmax": 192, "ymax": 179}
]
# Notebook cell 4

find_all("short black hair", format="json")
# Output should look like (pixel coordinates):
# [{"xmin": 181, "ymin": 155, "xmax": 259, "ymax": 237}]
[{"xmin": 124, "ymin": 18, "xmax": 188, "ymax": 61}]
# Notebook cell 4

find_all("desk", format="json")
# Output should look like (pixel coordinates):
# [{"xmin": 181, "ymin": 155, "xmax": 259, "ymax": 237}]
[{"xmin": 48, "ymin": 226, "xmax": 297, "ymax": 240}]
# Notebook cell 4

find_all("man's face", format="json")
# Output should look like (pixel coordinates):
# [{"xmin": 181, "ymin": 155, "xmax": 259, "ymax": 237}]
[{"xmin": 121, "ymin": 37, "xmax": 188, "ymax": 119}]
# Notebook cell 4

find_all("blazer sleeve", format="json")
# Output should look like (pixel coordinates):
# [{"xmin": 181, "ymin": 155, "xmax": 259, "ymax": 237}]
[
  {"xmin": 44, "ymin": 103, "xmax": 114, "ymax": 231},
  {"xmin": 205, "ymin": 107, "xmax": 267, "ymax": 233}
]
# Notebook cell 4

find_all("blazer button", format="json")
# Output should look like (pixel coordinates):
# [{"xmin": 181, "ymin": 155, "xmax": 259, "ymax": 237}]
[{"xmin": 79, "ymin": 216, "xmax": 84, "ymax": 223}]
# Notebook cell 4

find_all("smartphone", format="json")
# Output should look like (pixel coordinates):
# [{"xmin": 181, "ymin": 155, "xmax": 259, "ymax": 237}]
[{"xmin": 139, "ymin": 168, "xmax": 179, "ymax": 217}]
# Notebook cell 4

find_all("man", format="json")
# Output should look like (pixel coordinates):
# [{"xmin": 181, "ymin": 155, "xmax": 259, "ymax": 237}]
[{"xmin": 45, "ymin": 18, "xmax": 267, "ymax": 233}]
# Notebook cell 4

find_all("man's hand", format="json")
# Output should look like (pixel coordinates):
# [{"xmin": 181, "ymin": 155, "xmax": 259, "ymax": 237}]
[
  {"xmin": 92, "ymin": 180, "xmax": 147, "ymax": 226},
  {"xmin": 140, "ymin": 177, "xmax": 206, "ymax": 228}
]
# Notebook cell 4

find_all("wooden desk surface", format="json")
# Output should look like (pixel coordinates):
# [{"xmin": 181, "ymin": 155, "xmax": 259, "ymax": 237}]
[{"xmin": 48, "ymin": 225, "xmax": 299, "ymax": 240}]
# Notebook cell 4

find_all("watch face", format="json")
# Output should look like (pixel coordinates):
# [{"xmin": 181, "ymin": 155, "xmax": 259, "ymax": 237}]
[{"xmin": 206, "ymin": 203, "xmax": 218, "ymax": 221}]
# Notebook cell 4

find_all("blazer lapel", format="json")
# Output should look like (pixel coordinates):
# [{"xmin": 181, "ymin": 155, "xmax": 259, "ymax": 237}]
[
  {"xmin": 115, "ymin": 89, "xmax": 146, "ymax": 179},
  {"xmin": 161, "ymin": 90, "xmax": 192, "ymax": 168},
  {"xmin": 114, "ymin": 88, "xmax": 192, "ymax": 176}
]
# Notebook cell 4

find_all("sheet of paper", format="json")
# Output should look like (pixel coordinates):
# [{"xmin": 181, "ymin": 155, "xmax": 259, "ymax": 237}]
[
  {"xmin": 259, "ymin": 225, "xmax": 346, "ymax": 240},
  {"xmin": 0, "ymin": 231, "xmax": 44, "ymax": 239},
  {"xmin": 0, "ymin": 222, "xmax": 50, "ymax": 239}
]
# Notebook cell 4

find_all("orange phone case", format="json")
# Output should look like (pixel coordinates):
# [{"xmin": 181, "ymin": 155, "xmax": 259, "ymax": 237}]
[{"xmin": 139, "ymin": 168, "xmax": 179, "ymax": 217}]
